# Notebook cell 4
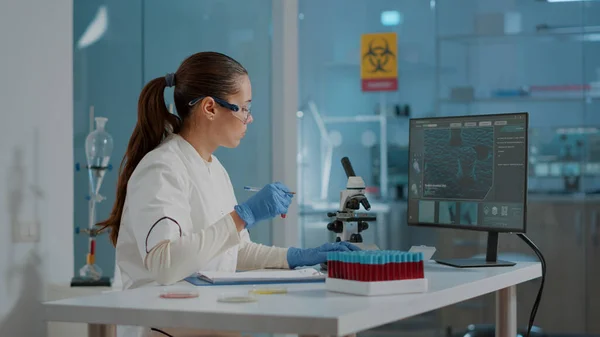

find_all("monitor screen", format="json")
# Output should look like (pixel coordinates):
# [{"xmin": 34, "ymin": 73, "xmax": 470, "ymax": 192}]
[{"xmin": 407, "ymin": 112, "xmax": 528, "ymax": 233}]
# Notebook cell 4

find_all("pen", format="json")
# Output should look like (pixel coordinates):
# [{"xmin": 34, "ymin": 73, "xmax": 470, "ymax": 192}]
[
  {"xmin": 244, "ymin": 186, "xmax": 296, "ymax": 194},
  {"xmin": 243, "ymin": 186, "xmax": 261, "ymax": 192},
  {"xmin": 244, "ymin": 186, "xmax": 295, "ymax": 218}
]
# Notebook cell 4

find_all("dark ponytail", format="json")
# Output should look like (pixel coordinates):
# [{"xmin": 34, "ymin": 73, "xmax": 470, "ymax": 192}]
[
  {"xmin": 98, "ymin": 77, "xmax": 181, "ymax": 246},
  {"xmin": 98, "ymin": 51, "xmax": 248, "ymax": 246}
]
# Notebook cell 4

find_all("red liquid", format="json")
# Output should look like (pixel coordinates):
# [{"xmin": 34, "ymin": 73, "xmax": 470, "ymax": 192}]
[
  {"xmin": 385, "ymin": 263, "xmax": 390, "ymax": 281},
  {"xmin": 345, "ymin": 261, "xmax": 350, "ymax": 280},
  {"xmin": 359, "ymin": 263, "xmax": 365, "ymax": 282},
  {"xmin": 392, "ymin": 262, "xmax": 400, "ymax": 280},
  {"xmin": 348, "ymin": 262, "xmax": 354, "ymax": 281},
  {"xmin": 400, "ymin": 262, "xmax": 404, "ymax": 280},
  {"xmin": 385, "ymin": 263, "xmax": 389, "ymax": 281},
  {"xmin": 329, "ymin": 255, "xmax": 425, "ymax": 281},
  {"xmin": 331, "ymin": 261, "xmax": 335, "ymax": 277},
  {"xmin": 334, "ymin": 261, "xmax": 340, "ymax": 279}
]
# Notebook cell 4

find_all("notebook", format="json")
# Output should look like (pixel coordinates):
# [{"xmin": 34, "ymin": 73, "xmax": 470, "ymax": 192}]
[{"xmin": 185, "ymin": 268, "xmax": 326, "ymax": 286}]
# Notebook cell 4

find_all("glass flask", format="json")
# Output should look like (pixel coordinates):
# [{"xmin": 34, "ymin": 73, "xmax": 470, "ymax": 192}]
[
  {"xmin": 79, "ymin": 117, "xmax": 113, "ymax": 281},
  {"xmin": 85, "ymin": 117, "xmax": 114, "ymax": 199}
]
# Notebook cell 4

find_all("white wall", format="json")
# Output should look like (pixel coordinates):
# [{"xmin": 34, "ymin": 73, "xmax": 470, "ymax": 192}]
[
  {"xmin": 0, "ymin": 0, "xmax": 73, "ymax": 335},
  {"xmin": 272, "ymin": 0, "xmax": 300, "ymax": 248}
]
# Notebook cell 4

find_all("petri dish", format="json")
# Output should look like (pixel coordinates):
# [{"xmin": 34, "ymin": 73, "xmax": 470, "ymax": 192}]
[
  {"xmin": 217, "ymin": 291, "xmax": 257, "ymax": 303},
  {"xmin": 159, "ymin": 288, "xmax": 199, "ymax": 299}
]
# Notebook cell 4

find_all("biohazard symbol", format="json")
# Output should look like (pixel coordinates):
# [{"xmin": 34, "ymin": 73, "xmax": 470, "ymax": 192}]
[{"xmin": 362, "ymin": 38, "xmax": 395, "ymax": 73}]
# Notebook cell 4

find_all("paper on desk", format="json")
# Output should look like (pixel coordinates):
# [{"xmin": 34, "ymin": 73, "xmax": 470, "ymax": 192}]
[{"xmin": 197, "ymin": 268, "xmax": 325, "ymax": 284}]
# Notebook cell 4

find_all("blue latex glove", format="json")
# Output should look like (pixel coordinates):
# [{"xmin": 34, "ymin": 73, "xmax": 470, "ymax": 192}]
[
  {"xmin": 287, "ymin": 242, "xmax": 361, "ymax": 269},
  {"xmin": 234, "ymin": 182, "xmax": 293, "ymax": 229}
]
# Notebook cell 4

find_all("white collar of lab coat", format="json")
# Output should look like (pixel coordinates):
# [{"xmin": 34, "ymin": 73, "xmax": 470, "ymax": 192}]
[{"xmin": 171, "ymin": 133, "xmax": 214, "ymax": 174}]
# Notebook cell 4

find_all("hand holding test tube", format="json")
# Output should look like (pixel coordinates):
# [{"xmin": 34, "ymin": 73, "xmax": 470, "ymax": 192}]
[{"xmin": 244, "ymin": 185, "xmax": 295, "ymax": 218}]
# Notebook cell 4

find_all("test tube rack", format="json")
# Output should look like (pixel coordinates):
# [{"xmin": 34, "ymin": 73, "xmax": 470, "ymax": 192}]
[{"xmin": 325, "ymin": 251, "xmax": 428, "ymax": 296}]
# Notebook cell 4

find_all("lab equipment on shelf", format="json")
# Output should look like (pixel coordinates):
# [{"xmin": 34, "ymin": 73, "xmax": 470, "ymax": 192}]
[
  {"xmin": 325, "ymin": 251, "xmax": 428, "ymax": 296},
  {"xmin": 72, "ymin": 116, "xmax": 114, "ymax": 287},
  {"xmin": 528, "ymin": 126, "xmax": 600, "ymax": 194},
  {"xmin": 297, "ymin": 100, "xmax": 391, "ymax": 202}
]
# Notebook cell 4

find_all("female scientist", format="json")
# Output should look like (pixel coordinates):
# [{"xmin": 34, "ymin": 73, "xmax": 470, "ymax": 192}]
[{"xmin": 98, "ymin": 51, "xmax": 357, "ymax": 336}]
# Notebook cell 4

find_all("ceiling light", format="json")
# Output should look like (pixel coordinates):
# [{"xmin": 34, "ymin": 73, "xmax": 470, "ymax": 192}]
[
  {"xmin": 381, "ymin": 11, "xmax": 402, "ymax": 27},
  {"xmin": 77, "ymin": 6, "xmax": 108, "ymax": 49}
]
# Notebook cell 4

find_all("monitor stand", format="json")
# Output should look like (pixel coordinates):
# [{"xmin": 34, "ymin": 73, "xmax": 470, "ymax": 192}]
[{"xmin": 435, "ymin": 232, "xmax": 516, "ymax": 268}]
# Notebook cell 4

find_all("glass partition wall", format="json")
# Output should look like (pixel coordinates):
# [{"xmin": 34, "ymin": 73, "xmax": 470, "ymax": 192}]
[
  {"xmin": 298, "ymin": 0, "xmax": 600, "ymax": 336},
  {"xmin": 434, "ymin": 1, "xmax": 600, "ymax": 335},
  {"xmin": 74, "ymin": 1, "xmax": 600, "ymax": 336},
  {"xmin": 297, "ymin": 0, "xmax": 436, "ymax": 252},
  {"xmin": 73, "ymin": 0, "xmax": 274, "ymax": 279}
]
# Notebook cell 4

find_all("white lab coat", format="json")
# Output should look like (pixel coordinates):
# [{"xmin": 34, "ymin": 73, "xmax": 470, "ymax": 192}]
[{"xmin": 115, "ymin": 134, "xmax": 288, "ymax": 337}]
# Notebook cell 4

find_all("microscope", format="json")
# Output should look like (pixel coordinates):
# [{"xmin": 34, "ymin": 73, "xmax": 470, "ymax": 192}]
[{"xmin": 326, "ymin": 157, "xmax": 377, "ymax": 244}]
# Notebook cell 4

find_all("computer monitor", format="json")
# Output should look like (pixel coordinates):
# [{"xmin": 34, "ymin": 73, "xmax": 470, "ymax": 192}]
[{"xmin": 407, "ymin": 112, "xmax": 528, "ymax": 268}]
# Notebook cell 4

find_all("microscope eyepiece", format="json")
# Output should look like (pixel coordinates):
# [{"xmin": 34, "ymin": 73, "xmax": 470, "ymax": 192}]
[{"xmin": 341, "ymin": 157, "xmax": 356, "ymax": 178}]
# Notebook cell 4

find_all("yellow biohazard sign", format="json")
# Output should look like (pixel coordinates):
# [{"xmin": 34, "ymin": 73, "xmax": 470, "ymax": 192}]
[{"xmin": 360, "ymin": 32, "xmax": 398, "ymax": 92}]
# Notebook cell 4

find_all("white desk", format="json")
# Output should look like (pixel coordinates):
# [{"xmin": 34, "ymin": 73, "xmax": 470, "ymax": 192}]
[
  {"xmin": 45, "ymin": 283, "xmax": 114, "ymax": 337},
  {"xmin": 43, "ymin": 262, "xmax": 541, "ymax": 337}
]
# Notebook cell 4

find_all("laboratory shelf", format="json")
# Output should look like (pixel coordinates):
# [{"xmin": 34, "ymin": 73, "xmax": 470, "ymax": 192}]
[
  {"xmin": 439, "ymin": 97, "xmax": 599, "ymax": 104},
  {"xmin": 438, "ymin": 28, "xmax": 600, "ymax": 45}
]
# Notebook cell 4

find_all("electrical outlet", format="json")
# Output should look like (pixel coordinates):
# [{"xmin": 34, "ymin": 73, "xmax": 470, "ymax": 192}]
[{"xmin": 13, "ymin": 221, "xmax": 40, "ymax": 243}]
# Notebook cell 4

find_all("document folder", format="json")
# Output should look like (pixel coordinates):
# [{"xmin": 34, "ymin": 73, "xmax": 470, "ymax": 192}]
[{"xmin": 185, "ymin": 268, "xmax": 326, "ymax": 286}]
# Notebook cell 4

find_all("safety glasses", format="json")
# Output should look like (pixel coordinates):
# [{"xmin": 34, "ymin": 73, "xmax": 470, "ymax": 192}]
[{"xmin": 188, "ymin": 96, "xmax": 252, "ymax": 124}]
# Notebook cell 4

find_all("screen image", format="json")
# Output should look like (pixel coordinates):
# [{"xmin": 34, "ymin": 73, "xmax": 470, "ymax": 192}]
[
  {"xmin": 423, "ymin": 127, "xmax": 493, "ymax": 200},
  {"xmin": 459, "ymin": 202, "xmax": 478, "ymax": 226},
  {"xmin": 418, "ymin": 200, "xmax": 436, "ymax": 223},
  {"xmin": 438, "ymin": 201, "xmax": 456, "ymax": 224},
  {"xmin": 407, "ymin": 113, "xmax": 528, "ymax": 233}
]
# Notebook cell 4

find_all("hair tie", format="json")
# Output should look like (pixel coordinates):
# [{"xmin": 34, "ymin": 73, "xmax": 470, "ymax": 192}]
[{"xmin": 165, "ymin": 73, "xmax": 176, "ymax": 87}]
